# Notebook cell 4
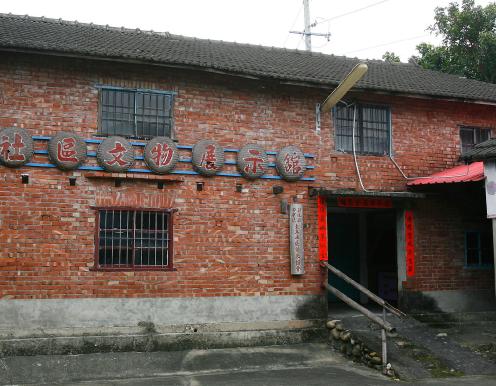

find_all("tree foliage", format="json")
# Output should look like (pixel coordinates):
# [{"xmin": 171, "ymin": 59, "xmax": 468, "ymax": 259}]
[
  {"xmin": 411, "ymin": 0, "xmax": 496, "ymax": 83},
  {"xmin": 382, "ymin": 51, "xmax": 401, "ymax": 63}
]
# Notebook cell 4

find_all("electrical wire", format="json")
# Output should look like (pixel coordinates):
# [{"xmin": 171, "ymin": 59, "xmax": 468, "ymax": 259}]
[
  {"xmin": 348, "ymin": 102, "xmax": 472, "ymax": 192},
  {"xmin": 389, "ymin": 154, "xmax": 473, "ymax": 180},
  {"xmin": 351, "ymin": 104, "xmax": 371, "ymax": 192},
  {"xmin": 283, "ymin": 4, "xmax": 303, "ymax": 48},
  {"xmin": 313, "ymin": 0, "xmax": 390, "ymax": 26},
  {"xmin": 344, "ymin": 34, "xmax": 430, "ymax": 55}
]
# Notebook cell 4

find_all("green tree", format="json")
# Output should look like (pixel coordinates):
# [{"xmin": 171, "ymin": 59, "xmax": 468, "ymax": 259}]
[
  {"xmin": 382, "ymin": 51, "xmax": 401, "ymax": 63},
  {"xmin": 411, "ymin": 0, "xmax": 496, "ymax": 83}
]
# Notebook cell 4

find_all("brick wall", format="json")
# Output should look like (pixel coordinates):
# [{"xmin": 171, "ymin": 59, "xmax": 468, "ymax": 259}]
[
  {"xmin": 1, "ymin": 52, "xmax": 496, "ymax": 299},
  {"xmin": 405, "ymin": 184, "xmax": 494, "ymax": 292}
]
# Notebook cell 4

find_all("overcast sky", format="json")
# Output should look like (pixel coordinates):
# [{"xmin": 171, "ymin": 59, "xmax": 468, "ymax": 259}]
[{"xmin": 1, "ymin": 0, "xmax": 494, "ymax": 61}]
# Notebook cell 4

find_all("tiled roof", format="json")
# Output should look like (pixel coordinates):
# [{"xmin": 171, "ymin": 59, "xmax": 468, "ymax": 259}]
[
  {"xmin": 407, "ymin": 162, "xmax": 484, "ymax": 186},
  {"xmin": 2, "ymin": 13, "xmax": 496, "ymax": 103},
  {"xmin": 462, "ymin": 139, "xmax": 496, "ymax": 162}
]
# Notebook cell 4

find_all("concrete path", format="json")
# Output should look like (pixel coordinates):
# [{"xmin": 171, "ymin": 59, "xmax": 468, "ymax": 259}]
[
  {"xmin": 329, "ymin": 304, "xmax": 496, "ymax": 380},
  {"xmin": 2, "ymin": 343, "xmax": 496, "ymax": 385}
]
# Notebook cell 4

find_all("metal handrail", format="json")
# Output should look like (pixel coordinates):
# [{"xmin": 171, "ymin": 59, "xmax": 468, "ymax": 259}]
[
  {"xmin": 322, "ymin": 261, "xmax": 406, "ymax": 374},
  {"xmin": 322, "ymin": 261, "xmax": 406, "ymax": 318},
  {"xmin": 324, "ymin": 283, "xmax": 395, "ymax": 332}
]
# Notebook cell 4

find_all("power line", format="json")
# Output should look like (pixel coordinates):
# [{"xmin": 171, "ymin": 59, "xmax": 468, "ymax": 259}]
[
  {"xmin": 344, "ymin": 34, "xmax": 430, "ymax": 55},
  {"xmin": 313, "ymin": 0, "xmax": 390, "ymax": 27},
  {"xmin": 283, "ymin": 4, "xmax": 303, "ymax": 47}
]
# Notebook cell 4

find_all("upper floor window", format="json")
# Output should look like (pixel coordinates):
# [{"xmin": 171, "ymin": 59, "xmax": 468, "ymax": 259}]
[
  {"xmin": 98, "ymin": 87, "xmax": 174, "ymax": 139},
  {"xmin": 95, "ymin": 208, "xmax": 173, "ymax": 271},
  {"xmin": 460, "ymin": 126, "xmax": 490, "ymax": 155},
  {"xmin": 334, "ymin": 104, "xmax": 391, "ymax": 155}
]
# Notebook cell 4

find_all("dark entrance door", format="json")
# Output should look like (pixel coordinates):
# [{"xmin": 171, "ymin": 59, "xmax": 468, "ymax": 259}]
[
  {"xmin": 327, "ymin": 212, "xmax": 361, "ymax": 302},
  {"xmin": 327, "ymin": 209, "xmax": 398, "ymax": 305}
]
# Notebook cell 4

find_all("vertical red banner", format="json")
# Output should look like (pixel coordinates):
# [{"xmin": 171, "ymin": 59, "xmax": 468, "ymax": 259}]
[
  {"xmin": 405, "ymin": 210, "xmax": 415, "ymax": 277},
  {"xmin": 317, "ymin": 196, "xmax": 328, "ymax": 261}
]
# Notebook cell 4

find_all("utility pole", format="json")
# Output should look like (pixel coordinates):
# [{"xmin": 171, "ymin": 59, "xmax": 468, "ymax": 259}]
[
  {"xmin": 289, "ymin": 0, "xmax": 331, "ymax": 52},
  {"xmin": 303, "ymin": 0, "xmax": 312, "ymax": 51}
]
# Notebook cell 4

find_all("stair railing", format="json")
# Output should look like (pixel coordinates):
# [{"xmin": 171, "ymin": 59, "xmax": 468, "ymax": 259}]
[{"xmin": 322, "ymin": 261, "xmax": 406, "ymax": 374}]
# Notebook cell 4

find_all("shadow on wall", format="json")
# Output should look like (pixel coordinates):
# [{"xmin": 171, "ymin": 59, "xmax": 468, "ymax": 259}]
[
  {"xmin": 399, "ymin": 291, "xmax": 443, "ymax": 315},
  {"xmin": 295, "ymin": 296, "xmax": 328, "ymax": 320}
]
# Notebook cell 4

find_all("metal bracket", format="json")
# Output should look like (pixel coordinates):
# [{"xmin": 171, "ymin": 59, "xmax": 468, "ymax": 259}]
[{"xmin": 315, "ymin": 103, "xmax": 321, "ymax": 134}]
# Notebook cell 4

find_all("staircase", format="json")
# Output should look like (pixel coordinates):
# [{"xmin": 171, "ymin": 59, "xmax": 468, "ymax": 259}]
[{"xmin": 323, "ymin": 262, "xmax": 496, "ymax": 380}]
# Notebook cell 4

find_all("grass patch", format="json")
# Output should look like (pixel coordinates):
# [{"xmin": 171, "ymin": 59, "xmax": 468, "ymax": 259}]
[{"xmin": 411, "ymin": 351, "xmax": 464, "ymax": 378}]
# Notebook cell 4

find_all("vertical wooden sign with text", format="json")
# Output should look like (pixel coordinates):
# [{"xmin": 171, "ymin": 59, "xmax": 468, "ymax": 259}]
[
  {"xmin": 290, "ymin": 204, "xmax": 305, "ymax": 275},
  {"xmin": 405, "ymin": 210, "xmax": 415, "ymax": 277},
  {"xmin": 317, "ymin": 196, "xmax": 328, "ymax": 261}
]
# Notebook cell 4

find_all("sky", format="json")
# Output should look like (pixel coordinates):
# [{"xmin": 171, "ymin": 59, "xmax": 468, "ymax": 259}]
[{"xmin": 1, "ymin": 0, "xmax": 494, "ymax": 62}]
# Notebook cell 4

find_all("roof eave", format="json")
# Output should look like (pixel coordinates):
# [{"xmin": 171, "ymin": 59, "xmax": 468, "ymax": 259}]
[{"xmin": 2, "ymin": 46, "xmax": 496, "ymax": 106}]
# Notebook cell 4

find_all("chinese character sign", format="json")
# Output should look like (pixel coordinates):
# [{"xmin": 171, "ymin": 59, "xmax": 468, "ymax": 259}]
[
  {"xmin": 192, "ymin": 139, "xmax": 224, "ymax": 176},
  {"xmin": 144, "ymin": 136, "xmax": 178, "ymax": 174},
  {"xmin": 276, "ymin": 146, "xmax": 306, "ymax": 181},
  {"xmin": 48, "ymin": 131, "xmax": 87, "ymax": 170},
  {"xmin": 96, "ymin": 136, "xmax": 135, "ymax": 172},
  {"xmin": 237, "ymin": 144, "xmax": 268, "ymax": 179},
  {"xmin": 337, "ymin": 196, "xmax": 392, "ymax": 209},
  {"xmin": 0, "ymin": 127, "xmax": 33, "ymax": 167},
  {"xmin": 405, "ymin": 210, "xmax": 415, "ymax": 277},
  {"xmin": 290, "ymin": 204, "xmax": 305, "ymax": 275}
]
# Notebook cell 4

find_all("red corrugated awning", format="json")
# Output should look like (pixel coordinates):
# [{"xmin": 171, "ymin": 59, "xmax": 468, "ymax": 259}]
[{"xmin": 407, "ymin": 162, "xmax": 484, "ymax": 186}]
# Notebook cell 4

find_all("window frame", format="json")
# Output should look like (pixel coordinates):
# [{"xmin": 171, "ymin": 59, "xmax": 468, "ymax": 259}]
[
  {"xmin": 92, "ymin": 207, "xmax": 175, "ymax": 272},
  {"xmin": 464, "ymin": 230, "xmax": 494, "ymax": 269},
  {"xmin": 333, "ymin": 103, "xmax": 392, "ymax": 156},
  {"xmin": 96, "ymin": 85, "xmax": 176, "ymax": 140},
  {"xmin": 459, "ymin": 126, "xmax": 491, "ymax": 155}
]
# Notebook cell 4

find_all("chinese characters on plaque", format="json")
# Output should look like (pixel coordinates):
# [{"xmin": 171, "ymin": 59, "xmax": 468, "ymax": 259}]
[
  {"xmin": 0, "ymin": 127, "xmax": 309, "ymax": 181},
  {"xmin": 0, "ymin": 128, "xmax": 34, "ymax": 167},
  {"xmin": 144, "ymin": 136, "xmax": 178, "ymax": 174},
  {"xmin": 276, "ymin": 146, "xmax": 306, "ymax": 181},
  {"xmin": 96, "ymin": 136, "xmax": 135, "ymax": 172},
  {"xmin": 192, "ymin": 139, "xmax": 225, "ymax": 176},
  {"xmin": 47, "ymin": 132, "xmax": 87, "ymax": 170},
  {"xmin": 237, "ymin": 144, "xmax": 268, "ymax": 179},
  {"xmin": 290, "ymin": 203, "xmax": 305, "ymax": 275}
]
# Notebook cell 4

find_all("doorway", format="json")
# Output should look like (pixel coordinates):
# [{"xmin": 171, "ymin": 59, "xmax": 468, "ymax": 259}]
[{"xmin": 327, "ymin": 209, "xmax": 398, "ymax": 305}]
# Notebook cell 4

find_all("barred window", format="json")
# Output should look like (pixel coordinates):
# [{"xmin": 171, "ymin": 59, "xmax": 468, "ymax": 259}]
[
  {"xmin": 98, "ymin": 87, "xmax": 174, "ymax": 139},
  {"xmin": 95, "ymin": 209, "xmax": 173, "ymax": 270},
  {"xmin": 465, "ymin": 231, "xmax": 493, "ymax": 268},
  {"xmin": 460, "ymin": 126, "xmax": 490, "ymax": 155},
  {"xmin": 334, "ymin": 104, "xmax": 391, "ymax": 155}
]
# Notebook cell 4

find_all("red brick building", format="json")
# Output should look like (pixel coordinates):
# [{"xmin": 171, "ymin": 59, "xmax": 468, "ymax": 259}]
[{"xmin": 0, "ymin": 14, "xmax": 495, "ymax": 353}]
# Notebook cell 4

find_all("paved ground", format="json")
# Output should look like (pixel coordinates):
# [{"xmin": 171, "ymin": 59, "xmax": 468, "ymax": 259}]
[{"xmin": 2, "ymin": 343, "xmax": 496, "ymax": 385}]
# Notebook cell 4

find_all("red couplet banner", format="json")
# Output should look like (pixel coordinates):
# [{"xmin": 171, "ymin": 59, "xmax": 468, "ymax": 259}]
[
  {"xmin": 317, "ymin": 196, "xmax": 328, "ymax": 261},
  {"xmin": 405, "ymin": 210, "xmax": 415, "ymax": 277}
]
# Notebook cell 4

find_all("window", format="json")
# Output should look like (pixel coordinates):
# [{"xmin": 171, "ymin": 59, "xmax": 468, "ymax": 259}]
[
  {"xmin": 334, "ymin": 104, "xmax": 391, "ymax": 155},
  {"xmin": 95, "ymin": 209, "xmax": 173, "ymax": 270},
  {"xmin": 465, "ymin": 231, "xmax": 493, "ymax": 268},
  {"xmin": 460, "ymin": 126, "xmax": 490, "ymax": 155},
  {"xmin": 98, "ymin": 87, "xmax": 174, "ymax": 139}
]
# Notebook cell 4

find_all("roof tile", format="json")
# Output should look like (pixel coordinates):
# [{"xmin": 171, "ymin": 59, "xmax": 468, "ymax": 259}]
[{"xmin": 1, "ymin": 13, "xmax": 496, "ymax": 102}]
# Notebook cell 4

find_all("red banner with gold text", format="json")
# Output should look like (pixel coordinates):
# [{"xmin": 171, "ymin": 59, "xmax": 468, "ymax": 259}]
[{"xmin": 317, "ymin": 196, "xmax": 328, "ymax": 261}]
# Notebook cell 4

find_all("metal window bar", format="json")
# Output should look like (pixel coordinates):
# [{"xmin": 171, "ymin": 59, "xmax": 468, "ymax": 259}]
[
  {"xmin": 98, "ymin": 209, "xmax": 169, "ymax": 268},
  {"xmin": 335, "ymin": 104, "xmax": 390, "ymax": 155},
  {"xmin": 99, "ymin": 89, "xmax": 172, "ymax": 139},
  {"xmin": 322, "ymin": 261, "xmax": 406, "ymax": 375}
]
